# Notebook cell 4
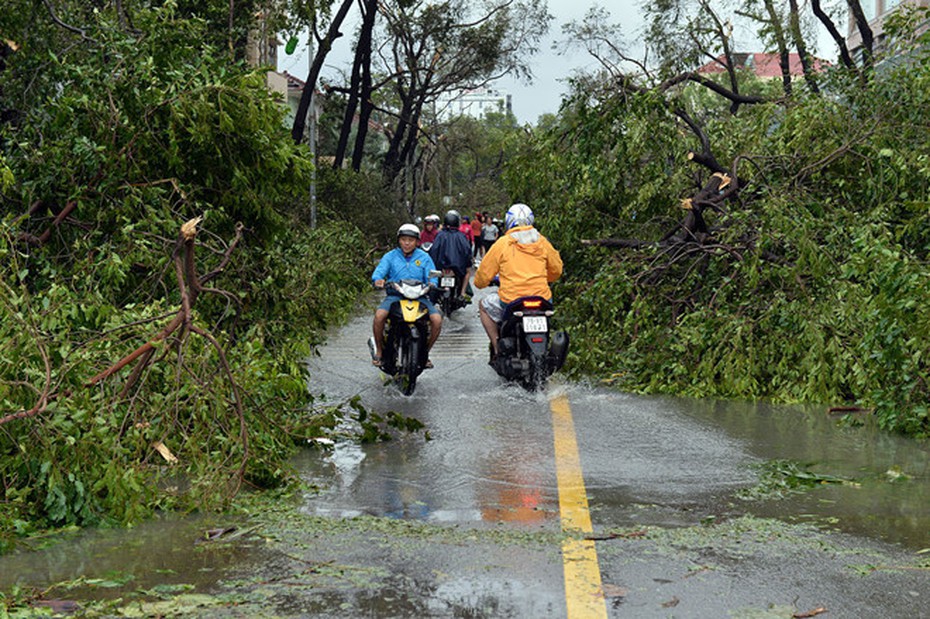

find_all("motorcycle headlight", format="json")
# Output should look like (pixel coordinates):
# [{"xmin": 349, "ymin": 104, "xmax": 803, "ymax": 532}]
[{"xmin": 396, "ymin": 280, "xmax": 428, "ymax": 299}]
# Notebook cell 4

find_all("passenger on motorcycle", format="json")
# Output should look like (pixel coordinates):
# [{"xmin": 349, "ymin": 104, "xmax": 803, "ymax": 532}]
[
  {"xmin": 371, "ymin": 223, "xmax": 443, "ymax": 368},
  {"xmin": 428, "ymin": 210, "xmax": 474, "ymax": 302},
  {"xmin": 420, "ymin": 214, "xmax": 440, "ymax": 246},
  {"xmin": 473, "ymin": 203, "xmax": 563, "ymax": 360}
]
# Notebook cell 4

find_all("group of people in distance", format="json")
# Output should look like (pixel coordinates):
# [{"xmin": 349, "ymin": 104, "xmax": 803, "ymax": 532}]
[
  {"xmin": 369, "ymin": 203, "xmax": 563, "ymax": 370},
  {"xmin": 418, "ymin": 210, "xmax": 501, "ymax": 259}
]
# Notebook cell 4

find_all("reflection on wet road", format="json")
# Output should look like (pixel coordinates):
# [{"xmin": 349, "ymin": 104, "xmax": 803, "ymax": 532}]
[
  {"xmin": 302, "ymin": 292, "xmax": 756, "ymax": 535},
  {"xmin": 306, "ymin": 289, "xmax": 930, "ymax": 551}
]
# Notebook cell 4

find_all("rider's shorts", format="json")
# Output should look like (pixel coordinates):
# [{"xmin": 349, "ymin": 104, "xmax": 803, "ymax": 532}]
[
  {"xmin": 378, "ymin": 294, "xmax": 441, "ymax": 315},
  {"xmin": 480, "ymin": 292, "xmax": 507, "ymax": 323}
]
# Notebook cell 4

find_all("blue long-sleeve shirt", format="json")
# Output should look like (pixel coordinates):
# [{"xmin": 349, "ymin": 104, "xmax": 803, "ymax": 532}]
[{"xmin": 371, "ymin": 247, "xmax": 438, "ymax": 286}]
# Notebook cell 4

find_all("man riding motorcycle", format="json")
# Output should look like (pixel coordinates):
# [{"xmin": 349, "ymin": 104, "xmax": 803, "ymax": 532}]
[
  {"xmin": 371, "ymin": 223, "xmax": 442, "ymax": 368},
  {"xmin": 473, "ymin": 203, "xmax": 563, "ymax": 361},
  {"xmin": 428, "ymin": 210, "xmax": 474, "ymax": 304}
]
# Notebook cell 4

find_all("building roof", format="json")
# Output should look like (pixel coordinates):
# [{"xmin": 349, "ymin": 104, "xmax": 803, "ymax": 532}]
[
  {"xmin": 697, "ymin": 52, "xmax": 827, "ymax": 78},
  {"xmin": 282, "ymin": 71, "xmax": 307, "ymax": 91}
]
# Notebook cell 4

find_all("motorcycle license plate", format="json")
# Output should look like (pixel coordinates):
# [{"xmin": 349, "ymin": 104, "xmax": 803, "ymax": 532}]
[
  {"xmin": 441, "ymin": 277, "xmax": 456, "ymax": 287},
  {"xmin": 522, "ymin": 316, "xmax": 548, "ymax": 333}
]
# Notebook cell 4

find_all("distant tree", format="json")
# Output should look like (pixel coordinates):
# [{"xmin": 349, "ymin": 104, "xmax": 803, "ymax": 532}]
[
  {"xmin": 283, "ymin": 0, "xmax": 357, "ymax": 145},
  {"xmin": 324, "ymin": 0, "xmax": 550, "ymax": 215}
]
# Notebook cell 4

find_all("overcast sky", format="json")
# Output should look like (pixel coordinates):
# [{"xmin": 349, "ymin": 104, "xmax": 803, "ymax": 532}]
[
  {"xmin": 495, "ymin": 0, "xmax": 645, "ymax": 123},
  {"xmin": 276, "ymin": 0, "xmax": 839, "ymax": 125},
  {"xmin": 276, "ymin": 1, "xmax": 648, "ymax": 124}
]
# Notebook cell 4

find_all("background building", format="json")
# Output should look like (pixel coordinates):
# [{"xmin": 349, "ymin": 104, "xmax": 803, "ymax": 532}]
[
  {"xmin": 435, "ymin": 87, "xmax": 512, "ymax": 121},
  {"xmin": 697, "ymin": 52, "xmax": 826, "ymax": 79},
  {"xmin": 847, "ymin": 0, "xmax": 930, "ymax": 54}
]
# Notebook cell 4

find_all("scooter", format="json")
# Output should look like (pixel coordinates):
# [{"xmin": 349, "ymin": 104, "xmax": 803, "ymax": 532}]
[
  {"xmin": 490, "ymin": 296, "xmax": 569, "ymax": 391},
  {"xmin": 370, "ymin": 278, "xmax": 434, "ymax": 395},
  {"xmin": 433, "ymin": 269, "xmax": 467, "ymax": 317}
]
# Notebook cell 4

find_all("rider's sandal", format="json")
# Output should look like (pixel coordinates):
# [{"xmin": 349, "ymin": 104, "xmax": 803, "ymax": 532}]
[
  {"xmin": 371, "ymin": 356, "xmax": 382, "ymax": 367},
  {"xmin": 424, "ymin": 359, "xmax": 434, "ymax": 369}
]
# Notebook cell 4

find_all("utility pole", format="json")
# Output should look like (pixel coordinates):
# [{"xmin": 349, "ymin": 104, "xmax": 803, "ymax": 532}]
[{"xmin": 307, "ymin": 35, "xmax": 317, "ymax": 229}]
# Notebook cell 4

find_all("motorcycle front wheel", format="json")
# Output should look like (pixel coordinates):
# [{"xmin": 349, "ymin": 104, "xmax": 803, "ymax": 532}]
[{"xmin": 396, "ymin": 337, "xmax": 420, "ymax": 395}]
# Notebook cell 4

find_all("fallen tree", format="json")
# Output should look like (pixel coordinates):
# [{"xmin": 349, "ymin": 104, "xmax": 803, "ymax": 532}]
[{"xmin": 504, "ymin": 4, "xmax": 930, "ymax": 436}]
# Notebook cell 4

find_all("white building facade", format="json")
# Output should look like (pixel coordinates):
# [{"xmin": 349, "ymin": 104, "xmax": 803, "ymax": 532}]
[{"xmin": 435, "ymin": 87, "xmax": 512, "ymax": 121}]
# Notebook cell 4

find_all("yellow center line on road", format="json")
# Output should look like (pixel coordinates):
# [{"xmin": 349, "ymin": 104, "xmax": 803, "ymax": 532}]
[{"xmin": 550, "ymin": 392, "xmax": 608, "ymax": 619}]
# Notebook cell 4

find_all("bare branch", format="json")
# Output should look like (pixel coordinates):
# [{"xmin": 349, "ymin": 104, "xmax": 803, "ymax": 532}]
[{"xmin": 41, "ymin": 0, "xmax": 96, "ymax": 43}]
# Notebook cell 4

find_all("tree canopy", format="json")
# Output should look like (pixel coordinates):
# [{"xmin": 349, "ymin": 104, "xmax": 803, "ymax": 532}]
[
  {"xmin": 0, "ymin": 1, "xmax": 372, "ymax": 544},
  {"xmin": 506, "ymin": 2, "xmax": 930, "ymax": 436}
]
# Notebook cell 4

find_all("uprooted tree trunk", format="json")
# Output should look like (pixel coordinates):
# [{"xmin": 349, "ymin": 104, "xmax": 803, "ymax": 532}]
[
  {"xmin": 582, "ymin": 169, "xmax": 738, "ymax": 252},
  {"xmin": 581, "ymin": 69, "xmax": 754, "ymax": 258}
]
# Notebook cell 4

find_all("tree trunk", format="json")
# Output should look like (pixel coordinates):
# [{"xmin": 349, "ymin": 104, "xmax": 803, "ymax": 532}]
[
  {"xmin": 291, "ymin": 0, "xmax": 354, "ymax": 145},
  {"xmin": 333, "ymin": 42, "xmax": 363, "ymax": 167},
  {"xmin": 787, "ymin": 0, "xmax": 820, "ymax": 94},
  {"xmin": 762, "ymin": 0, "xmax": 793, "ymax": 96},
  {"xmin": 383, "ymin": 93, "xmax": 414, "ymax": 184},
  {"xmin": 847, "ymin": 0, "xmax": 874, "ymax": 74},
  {"xmin": 811, "ymin": 0, "xmax": 859, "ymax": 75},
  {"xmin": 350, "ymin": 0, "xmax": 378, "ymax": 171}
]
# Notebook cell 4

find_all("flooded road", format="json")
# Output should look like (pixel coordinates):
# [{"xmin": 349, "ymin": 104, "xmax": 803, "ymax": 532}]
[
  {"xmin": 303, "ymin": 297, "xmax": 930, "ymax": 550},
  {"xmin": 1, "ymin": 287, "xmax": 928, "ymax": 617}
]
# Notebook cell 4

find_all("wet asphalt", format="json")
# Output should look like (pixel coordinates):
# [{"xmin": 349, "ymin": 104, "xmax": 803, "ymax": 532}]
[
  {"xmin": 287, "ymin": 285, "xmax": 930, "ymax": 618},
  {"xmin": 0, "ymin": 285, "xmax": 927, "ymax": 618}
]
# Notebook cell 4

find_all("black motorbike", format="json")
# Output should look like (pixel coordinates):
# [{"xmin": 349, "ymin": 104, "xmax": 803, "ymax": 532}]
[
  {"xmin": 490, "ymin": 296, "xmax": 569, "ymax": 391},
  {"xmin": 370, "ymin": 279, "xmax": 434, "ymax": 395},
  {"xmin": 433, "ymin": 268, "xmax": 467, "ymax": 317}
]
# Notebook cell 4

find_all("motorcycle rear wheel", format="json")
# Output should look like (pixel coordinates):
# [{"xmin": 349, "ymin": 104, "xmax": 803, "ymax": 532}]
[
  {"xmin": 441, "ymin": 294, "xmax": 455, "ymax": 317},
  {"xmin": 521, "ymin": 352, "xmax": 548, "ymax": 392}
]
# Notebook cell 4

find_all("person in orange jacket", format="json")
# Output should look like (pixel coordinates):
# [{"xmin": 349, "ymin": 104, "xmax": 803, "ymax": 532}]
[
  {"xmin": 470, "ymin": 213, "xmax": 484, "ymax": 257},
  {"xmin": 474, "ymin": 203, "xmax": 563, "ymax": 359}
]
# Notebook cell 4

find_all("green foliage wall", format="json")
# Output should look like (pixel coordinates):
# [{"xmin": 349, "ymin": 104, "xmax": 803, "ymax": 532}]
[
  {"xmin": 505, "ymin": 55, "xmax": 930, "ymax": 437},
  {"xmin": 0, "ymin": 4, "xmax": 370, "ymax": 548}
]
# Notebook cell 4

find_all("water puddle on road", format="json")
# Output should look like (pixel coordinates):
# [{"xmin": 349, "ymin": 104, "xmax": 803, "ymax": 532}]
[
  {"xmin": 295, "ymin": 387, "xmax": 930, "ymax": 551},
  {"xmin": 672, "ymin": 397, "xmax": 930, "ymax": 550},
  {"xmin": 0, "ymin": 391, "xmax": 927, "ymax": 616}
]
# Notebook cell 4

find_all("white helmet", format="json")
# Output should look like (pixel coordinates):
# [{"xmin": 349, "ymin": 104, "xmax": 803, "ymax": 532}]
[
  {"xmin": 505, "ymin": 203, "xmax": 534, "ymax": 230},
  {"xmin": 397, "ymin": 223, "xmax": 420, "ymax": 239},
  {"xmin": 425, "ymin": 214, "xmax": 440, "ymax": 223}
]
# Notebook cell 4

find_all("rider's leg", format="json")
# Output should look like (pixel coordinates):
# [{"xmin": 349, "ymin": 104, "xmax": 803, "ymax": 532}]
[
  {"xmin": 373, "ymin": 309, "xmax": 388, "ymax": 358},
  {"xmin": 478, "ymin": 301, "xmax": 500, "ymax": 355},
  {"xmin": 460, "ymin": 268, "xmax": 471, "ymax": 298},
  {"xmin": 427, "ymin": 313, "xmax": 442, "ymax": 351}
]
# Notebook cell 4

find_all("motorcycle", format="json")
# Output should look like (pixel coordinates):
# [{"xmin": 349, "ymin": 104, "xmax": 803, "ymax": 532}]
[
  {"xmin": 369, "ymin": 278, "xmax": 435, "ymax": 395},
  {"xmin": 490, "ymin": 296, "xmax": 569, "ymax": 391},
  {"xmin": 432, "ymin": 268, "xmax": 467, "ymax": 317}
]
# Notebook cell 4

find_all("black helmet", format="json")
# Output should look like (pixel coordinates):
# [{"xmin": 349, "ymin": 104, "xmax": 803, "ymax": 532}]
[{"xmin": 443, "ymin": 210, "xmax": 461, "ymax": 228}]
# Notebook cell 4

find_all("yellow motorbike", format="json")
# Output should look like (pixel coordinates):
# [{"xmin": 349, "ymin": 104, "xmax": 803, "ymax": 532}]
[{"xmin": 372, "ymin": 279, "xmax": 433, "ymax": 395}]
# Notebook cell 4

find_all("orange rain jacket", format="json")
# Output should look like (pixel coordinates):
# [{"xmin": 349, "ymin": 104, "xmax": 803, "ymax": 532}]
[{"xmin": 474, "ymin": 225, "xmax": 563, "ymax": 303}]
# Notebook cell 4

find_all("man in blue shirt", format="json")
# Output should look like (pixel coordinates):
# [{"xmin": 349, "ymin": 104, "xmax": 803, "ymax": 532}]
[
  {"xmin": 428, "ymin": 210, "xmax": 474, "ymax": 301},
  {"xmin": 371, "ymin": 224, "xmax": 442, "ymax": 367}
]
